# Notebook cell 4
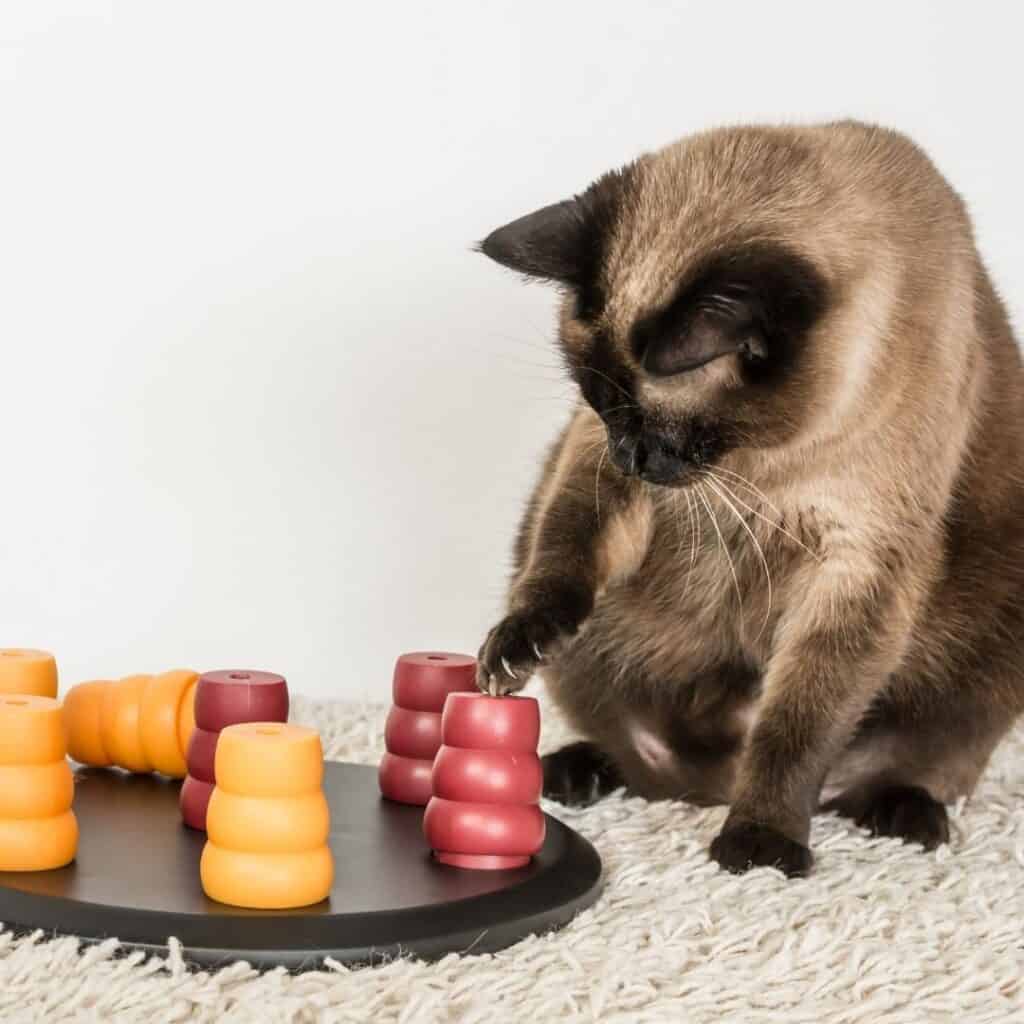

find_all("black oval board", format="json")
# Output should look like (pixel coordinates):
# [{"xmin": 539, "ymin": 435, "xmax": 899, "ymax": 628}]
[{"xmin": 0, "ymin": 762, "xmax": 603, "ymax": 969}]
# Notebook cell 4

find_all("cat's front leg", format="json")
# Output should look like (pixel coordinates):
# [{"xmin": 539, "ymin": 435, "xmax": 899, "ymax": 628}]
[
  {"xmin": 711, "ymin": 565, "xmax": 918, "ymax": 877},
  {"xmin": 478, "ymin": 417, "xmax": 648, "ymax": 695}
]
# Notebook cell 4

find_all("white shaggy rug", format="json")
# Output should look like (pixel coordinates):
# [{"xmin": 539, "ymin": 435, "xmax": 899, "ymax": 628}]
[{"xmin": 2, "ymin": 689, "xmax": 1023, "ymax": 1023}]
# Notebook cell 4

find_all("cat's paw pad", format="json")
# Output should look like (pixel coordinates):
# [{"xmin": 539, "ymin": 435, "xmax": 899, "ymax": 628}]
[
  {"xmin": 844, "ymin": 784, "xmax": 949, "ymax": 850},
  {"xmin": 542, "ymin": 742, "xmax": 622, "ymax": 806},
  {"xmin": 476, "ymin": 609, "xmax": 563, "ymax": 694},
  {"xmin": 710, "ymin": 821, "xmax": 812, "ymax": 878}
]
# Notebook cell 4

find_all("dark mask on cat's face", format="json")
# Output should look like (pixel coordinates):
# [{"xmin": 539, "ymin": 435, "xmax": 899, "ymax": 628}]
[{"xmin": 479, "ymin": 161, "xmax": 831, "ymax": 487}]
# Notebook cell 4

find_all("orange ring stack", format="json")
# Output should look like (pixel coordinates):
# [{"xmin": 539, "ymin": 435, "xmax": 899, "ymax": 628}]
[
  {"xmin": 0, "ymin": 695, "xmax": 78, "ymax": 871},
  {"xmin": 201, "ymin": 722, "xmax": 333, "ymax": 909},
  {"xmin": 63, "ymin": 670, "xmax": 199, "ymax": 778}
]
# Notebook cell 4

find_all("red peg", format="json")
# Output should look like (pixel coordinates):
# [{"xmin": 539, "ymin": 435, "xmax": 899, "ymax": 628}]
[
  {"xmin": 180, "ymin": 670, "xmax": 289, "ymax": 831},
  {"xmin": 424, "ymin": 693, "xmax": 545, "ymax": 869},
  {"xmin": 378, "ymin": 652, "xmax": 478, "ymax": 805}
]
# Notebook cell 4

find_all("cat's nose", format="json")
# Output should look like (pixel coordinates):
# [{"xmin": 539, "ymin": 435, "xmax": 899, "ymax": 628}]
[
  {"xmin": 609, "ymin": 429, "xmax": 686, "ymax": 484},
  {"xmin": 635, "ymin": 432, "xmax": 686, "ymax": 485}
]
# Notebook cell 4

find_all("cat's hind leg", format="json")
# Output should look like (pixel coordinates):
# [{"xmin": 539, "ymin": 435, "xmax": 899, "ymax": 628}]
[
  {"xmin": 822, "ymin": 679, "xmax": 1018, "ymax": 850},
  {"xmin": 822, "ymin": 783, "xmax": 950, "ymax": 850},
  {"xmin": 542, "ymin": 741, "xmax": 624, "ymax": 806}
]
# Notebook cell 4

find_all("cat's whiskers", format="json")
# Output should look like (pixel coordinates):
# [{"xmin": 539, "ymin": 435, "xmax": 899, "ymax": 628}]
[
  {"xmin": 670, "ymin": 491, "xmax": 685, "ymax": 563},
  {"xmin": 576, "ymin": 436, "xmax": 609, "ymax": 466},
  {"xmin": 708, "ymin": 466, "xmax": 786, "ymax": 519},
  {"xmin": 678, "ymin": 487, "xmax": 701, "ymax": 603},
  {"xmin": 695, "ymin": 484, "xmax": 745, "ymax": 631},
  {"xmin": 687, "ymin": 487, "xmax": 702, "ymax": 576},
  {"xmin": 594, "ymin": 444, "xmax": 609, "ymax": 526},
  {"xmin": 704, "ymin": 476, "xmax": 772, "ymax": 642},
  {"xmin": 670, "ymin": 490, "xmax": 692, "ymax": 570},
  {"xmin": 705, "ymin": 468, "xmax": 823, "ymax": 564}
]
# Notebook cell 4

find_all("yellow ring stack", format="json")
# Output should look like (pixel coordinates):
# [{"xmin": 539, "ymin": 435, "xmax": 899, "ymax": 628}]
[
  {"xmin": 201, "ymin": 722, "xmax": 333, "ymax": 909},
  {"xmin": 0, "ymin": 695, "xmax": 78, "ymax": 871}
]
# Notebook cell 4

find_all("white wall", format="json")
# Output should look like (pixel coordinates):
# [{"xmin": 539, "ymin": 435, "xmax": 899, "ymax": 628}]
[{"xmin": 2, "ymin": 1, "xmax": 1021, "ymax": 700}]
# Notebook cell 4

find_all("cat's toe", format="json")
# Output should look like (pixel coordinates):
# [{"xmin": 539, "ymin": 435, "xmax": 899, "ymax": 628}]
[
  {"xmin": 848, "ymin": 784, "xmax": 949, "ymax": 850},
  {"xmin": 542, "ymin": 741, "xmax": 622, "ymax": 806},
  {"xmin": 710, "ymin": 820, "xmax": 813, "ymax": 878}
]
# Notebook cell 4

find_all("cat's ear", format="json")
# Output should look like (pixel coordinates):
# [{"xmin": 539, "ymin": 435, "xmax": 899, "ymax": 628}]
[{"xmin": 478, "ymin": 199, "xmax": 588, "ymax": 286}]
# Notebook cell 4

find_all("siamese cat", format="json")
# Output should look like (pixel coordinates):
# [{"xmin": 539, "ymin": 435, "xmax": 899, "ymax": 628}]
[{"xmin": 475, "ymin": 120, "xmax": 1024, "ymax": 877}]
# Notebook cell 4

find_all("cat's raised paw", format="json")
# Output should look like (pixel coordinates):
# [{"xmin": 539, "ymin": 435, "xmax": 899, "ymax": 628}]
[
  {"xmin": 825, "ymin": 783, "xmax": 949, "ymax": 850},
  {"xmin": 476, "ymin": 609, "xmax": 557, "ymax": 695},
  {"xmin": 477, "ymin": 594, "xmax": 588, "ymax": 695},
  {"xmin": 710, "ymin": 820, "xmax": 812, "ymax": 878}
]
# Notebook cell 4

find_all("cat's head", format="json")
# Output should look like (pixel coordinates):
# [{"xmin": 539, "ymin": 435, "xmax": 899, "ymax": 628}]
[{"xmin": 479, "ymin": 127, "xmax": 837, "ymax": 487}]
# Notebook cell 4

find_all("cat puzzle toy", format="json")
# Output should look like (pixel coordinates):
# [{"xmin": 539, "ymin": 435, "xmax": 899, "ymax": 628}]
[
  {"xmin": 0, "ymin": 648, "xmax": 602, "ymax": 966},
  {"xmin": 180, "ymin": 670, "xmax": 289, "ymax": 830},
  {"xmin": 424, "ymin": 691, "xmax": 545, "ymax": 869},
  {"xmin": 378, "ymin": 652, "xmax": 477, "ymax": 805},
  {"xmin": 201, "ymin": 722, "xmax": 333, "ymax": 909},
  {"xmin": 0, "ymin": 695, "xmax": 78, "ymax": 871}
]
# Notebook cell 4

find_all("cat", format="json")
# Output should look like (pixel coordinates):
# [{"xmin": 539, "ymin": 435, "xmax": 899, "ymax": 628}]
[{"xmin": 474, "ymin": 120, "xmax": 1024, "ymax": 877}]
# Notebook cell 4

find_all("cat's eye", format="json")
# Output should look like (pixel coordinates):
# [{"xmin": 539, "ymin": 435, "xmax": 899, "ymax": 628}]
[{"xmin": 641, "ymin": 309, "xmax": 749, "ymax": 377}]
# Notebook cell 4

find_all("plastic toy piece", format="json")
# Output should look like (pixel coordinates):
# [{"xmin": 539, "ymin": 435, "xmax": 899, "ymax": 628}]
[
  {"xmin": 63, "ymin": 670, "xmax": 199, "ymax": 777},
  {"xmin": 62, "ymin": 681, "xmax": 112, "ymax": 767},
  {"xmin": 378, "ymin": 653, "xmax": 477, "ymax": 805},
  {"xmin": 0, "ymin": 695, "xmax": 78, "ymax": 871},
  {"xmin": 181, "ymin": 670, "xmax": 289, "ymax": 831},
  {"xmin": 424, "ymin": 693, "xmax": 545, "ymax": 870},
  {"xmin": 431, "ymin": 746, "xmax": 543, "ymax": 805},
  {"xmin": 185, "ymin": 727, "xmax": 219, "ymax": 784},
  {"xmin": 101, "ymin": 675, "xmax": 151, "ymax": 773},
  {"xmin": 139, "ymin": 670, "xmax": 200, "ymax": 777},
  {"xmin": 193, "ymin": 671, "xmax": 290, "ymax": 733},
  {"xmin": 200, "ymin": 722, "xmax": 332, "ymax": 909},
  {"xmin": 439, "ymin": 691, "xmax": 541, "ymax": 753},
  {"xmin": 391, "ymin": 652, "xmax": 477, "ymax": 711},
  {"xmin": 384, "ymin": 706, "xmax": 444, "ymax": 760},
  {"xmin": 0, "ymin": 649, "xmax": 58, "ymax": 699},
  {"xmin": 179, "ymin": 777, "xmax": 213, "ymax": 830},
  {"xmin": 377, "ymin": 754, "xmax": 434, "ymax": 808}
]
